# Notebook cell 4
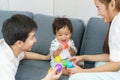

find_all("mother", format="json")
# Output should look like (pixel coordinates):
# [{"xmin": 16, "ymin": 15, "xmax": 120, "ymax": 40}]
[{"xmin": 68, "ymin": 0, "xmax": 120, "ymax": 80}]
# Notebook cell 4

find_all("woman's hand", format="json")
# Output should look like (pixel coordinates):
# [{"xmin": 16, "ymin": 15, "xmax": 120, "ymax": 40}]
[
  {"xmin": 67, "ymin": 63, "xmax": 84, "ymax": 75},
  {"xmin": 42, "ymin": 67, "xmax": 62, "ymax": 80},
  {"xmin": 68, "ymin": 56, "xmax": 84, "ymax": 64}
]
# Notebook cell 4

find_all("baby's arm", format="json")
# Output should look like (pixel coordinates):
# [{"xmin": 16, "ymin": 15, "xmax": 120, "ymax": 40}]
[
  {"xmin": 68, "ymin": 40, "xmax": 77, "ymax": 56},
  {"xmin": 53, "ymin": 44, "xmax": 64, "ymax": 57},
  {"xmin": 69, "ymin": 47, "xmax": 76, "ymax": 56}
]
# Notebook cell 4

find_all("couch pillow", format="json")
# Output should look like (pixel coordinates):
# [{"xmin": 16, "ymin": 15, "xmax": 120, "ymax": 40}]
[
  {"xmin": 32, "ymin": 14, "xmax": 85, "ymax": 55},
  {"xmin": 0, "ymin": 10, "xmax": 33, "ymax": 39},
  {"xmin": 80, "ymin": 17, "xmax": 109, "ymax": 68}
]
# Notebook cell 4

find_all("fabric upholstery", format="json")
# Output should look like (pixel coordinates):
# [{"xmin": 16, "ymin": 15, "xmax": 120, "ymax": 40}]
[{"xmin": 80, "ymin": 17, "xmax": 109, "ymax": 68}]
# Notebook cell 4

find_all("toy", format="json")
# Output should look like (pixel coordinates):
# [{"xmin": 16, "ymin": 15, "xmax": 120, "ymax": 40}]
[
  {"xmin": 67, "ymin": 61, "xmax": 74, "ymax": 68},
  {"xmin": 55, "ymin": 56, "xmax": 62, "ymax": 63},
  {"xmin": 48, "ymin": 68, "xmax": 53, "ymax": 73},
  {"xmin": 62, "ymin": 42, "xmax": 68, "ymax": 49},
  {"xmin": 55, "ymin": 64, "xmax": 62, "ymax": 72},
  {"xmin": 48, "ymin": 64, "xmax": 62, "ymax": 73},
  {"xmin": 63, "ymin": 59, "xmax": 74, "ymax": 68},
  {"xmin": 63, "ymin": 59, "xmax": 68, "ymax": 68}
]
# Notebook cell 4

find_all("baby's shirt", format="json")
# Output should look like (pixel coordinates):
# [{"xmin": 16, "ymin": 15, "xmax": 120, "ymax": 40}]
[{"xmin": 49, "ymin": 38, "xmax": 77, "ymax": 67}]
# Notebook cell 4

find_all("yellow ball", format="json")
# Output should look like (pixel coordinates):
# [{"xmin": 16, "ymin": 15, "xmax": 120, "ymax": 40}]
[{"xmin": 55, "ymin": 56, "xmax": 62, "ymax": 63}]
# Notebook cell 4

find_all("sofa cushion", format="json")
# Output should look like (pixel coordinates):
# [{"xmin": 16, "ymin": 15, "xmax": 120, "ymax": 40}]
[
  {"xmin": 0, "ymin": 10, "xmax": 33, "ymax": 39},
  {"xmin": 16, "ymin": 60, "xmax": 68, "ymax": 80},
  {"xmin": 32, "ymin": 14, "xmax": 85, "ymax": 55},
  {"xmin": 32, "ymin": 14, "xmax": 55, "ymax": 55},
  {"xmin": 80, "ymin": 17, "xmax": 109, "ymax": 68}
]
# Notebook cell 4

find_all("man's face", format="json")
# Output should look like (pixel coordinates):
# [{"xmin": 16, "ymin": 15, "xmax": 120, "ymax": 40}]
[{"xmin": 20, "ymin": 31, "xmax": 37, "ymax": 51}]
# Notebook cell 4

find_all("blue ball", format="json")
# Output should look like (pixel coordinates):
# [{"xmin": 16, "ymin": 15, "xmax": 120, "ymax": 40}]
[{"xmin": 67, "ymin": 62, "xmax": 74, "ymax": 68}]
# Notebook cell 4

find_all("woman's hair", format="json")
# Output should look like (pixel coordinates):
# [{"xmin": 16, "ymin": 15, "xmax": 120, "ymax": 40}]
[
  {"xmin": 99, "ymin": 0, "xmax": 120, "ymax": 11},
  {"xmin": 52, "ymin": 17, "xmax": 72, "ymax": 35},
  {"xmin": 100, "ymin": 0, "xmax": 120, "ymax": 53}
]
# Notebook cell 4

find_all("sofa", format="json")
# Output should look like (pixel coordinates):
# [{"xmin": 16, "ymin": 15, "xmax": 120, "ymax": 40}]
[{"xmin": 0, "ymin": 10, "xmax": 109, "ymax": 80}]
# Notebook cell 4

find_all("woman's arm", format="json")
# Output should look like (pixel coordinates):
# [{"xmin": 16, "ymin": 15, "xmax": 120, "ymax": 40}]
[
  {"xmin": 83, "ymin": 53, "xmax": 110, "ymax": 62},
  {"xmin": 68, "ymin": 61, "xmax": 120, "ymax": 74},
  {"xmin": 83, "ymin": 61, "xmax": 120, "ymax": 72},
  {"xmin": 69, "ymin": 53, "xmax": 109, "ymax": 64}
]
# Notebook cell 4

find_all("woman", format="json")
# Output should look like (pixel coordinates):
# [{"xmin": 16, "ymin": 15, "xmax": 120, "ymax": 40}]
[{"xmin": 68, "ymin": 0, "xmax": 120, "ymax": 80}]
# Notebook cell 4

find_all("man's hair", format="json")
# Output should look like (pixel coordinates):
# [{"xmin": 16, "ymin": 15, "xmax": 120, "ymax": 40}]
[
  {"xmin": 52, "ymin": 17, "xmax": 73, "ymax": 35},
  {"xmin": 2, "ymin": 14, "xmax": 37, "ymax": 45}
]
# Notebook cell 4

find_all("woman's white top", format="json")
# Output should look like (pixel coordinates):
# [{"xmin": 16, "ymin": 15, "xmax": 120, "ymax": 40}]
[{"xmin": 109, "ymin": 12, "xmax": 120, "ymax": 62}]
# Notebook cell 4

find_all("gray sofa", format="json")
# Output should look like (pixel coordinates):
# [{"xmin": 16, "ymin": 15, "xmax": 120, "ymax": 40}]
[{"xmin": 0, "ymin": 10, "xmax": 109, "ymax": 80}]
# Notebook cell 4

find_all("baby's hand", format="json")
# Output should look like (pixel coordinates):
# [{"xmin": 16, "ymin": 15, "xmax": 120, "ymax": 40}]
[
  {"xmin": 57, "ymin": 44, "xmax": 64, "ymax": 51},
  {"xmin": 62, "ymin": 42, "xmax": 69, "ymax": 49}
]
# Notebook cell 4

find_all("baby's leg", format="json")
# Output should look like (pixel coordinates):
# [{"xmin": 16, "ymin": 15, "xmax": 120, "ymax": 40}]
[{"xmin": 62, "ymin": 68, "xmax": 69, "ymax": 76}]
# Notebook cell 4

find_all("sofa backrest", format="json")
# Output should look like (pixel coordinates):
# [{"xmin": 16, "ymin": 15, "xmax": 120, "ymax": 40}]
[
  {"xmin": 0, "ymin": 10, "xmax": 85, "ymax": 56},
  {"xmin": 0, "ymin": 10, "xmax": 33, "ymax": 39},
  {"xmin": 32, "ymin": 14, "xmax": 85, "ymax": 55},
  {"xmin": 80, "ymin": 17, "xmax": 109, "ymax": 68}
]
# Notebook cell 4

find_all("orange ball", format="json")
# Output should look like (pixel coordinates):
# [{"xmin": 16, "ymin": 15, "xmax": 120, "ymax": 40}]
[{"xmin": 48, "ymin": 68, "xmax": 53, "ymax": 73}]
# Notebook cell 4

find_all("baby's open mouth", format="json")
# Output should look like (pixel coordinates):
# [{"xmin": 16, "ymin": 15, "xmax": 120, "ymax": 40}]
[{"xmin": 62, "ymin": 40, "xmax": 66, "ymax": 42}]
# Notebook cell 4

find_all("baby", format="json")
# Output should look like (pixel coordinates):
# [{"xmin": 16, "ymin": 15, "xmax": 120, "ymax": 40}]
[{"xmin": 49, "ymin": 17, "xmax": 77, "ymax": 76}]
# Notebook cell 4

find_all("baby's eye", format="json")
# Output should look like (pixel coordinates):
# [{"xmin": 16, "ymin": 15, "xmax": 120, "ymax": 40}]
[{"xmin": 59, "ymin": 35, "xmax": 62, "ymax": 36}]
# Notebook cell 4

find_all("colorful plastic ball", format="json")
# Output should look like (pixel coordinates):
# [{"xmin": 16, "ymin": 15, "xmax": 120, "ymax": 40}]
[
  {"xmin": 48, "ymin": 68, "xmax": 53, "ymax": 73},
  {"xmin": 63, "ymin": 59, "xmax": 68, "ymax": 68},
  {"xmin": 55, "ymin": 64, "xmax": 62, "ymax": 72},
  {"xmin": 67, "ymin": 62, "xmax": 74, "ymax": 68},
  {"xmin": 55, "ymin": 56, "xmax": 62, "ymax": 63},
  {"xmin": 62, "ymin": 42, "xmax": 68, "ymax": 48}
]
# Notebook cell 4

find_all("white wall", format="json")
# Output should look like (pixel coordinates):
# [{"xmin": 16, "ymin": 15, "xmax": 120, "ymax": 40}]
[
  {"xmin": 54, "ymin": 0, "xmax": 97, "ymax": 23},
  {"xmin": 9, "ymin": 0, "xmax": 54, "ymax": 16},
  {"xmin": 0, "ymin": 0, "xmax": 98, "ymax": 23},
  {"xmin": 0, "ymin": 0, "xmax": 9, "ymax": 10}
]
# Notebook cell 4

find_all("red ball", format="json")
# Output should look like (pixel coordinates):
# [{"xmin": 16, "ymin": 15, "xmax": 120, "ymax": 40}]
[{"xmin": 62, "ymin": 42, "xmax": 68, "ymax": 48}]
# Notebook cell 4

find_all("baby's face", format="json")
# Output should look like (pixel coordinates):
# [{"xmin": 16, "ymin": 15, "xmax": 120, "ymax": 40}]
[{"xmin": 55, "ymin": 26, "xmax": 71, "ymax": 43}]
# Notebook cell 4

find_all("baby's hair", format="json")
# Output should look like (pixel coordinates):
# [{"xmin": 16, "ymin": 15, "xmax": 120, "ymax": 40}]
[{"xmin": 52, "ymin": 17, "xmax": 72, "ymax": 35}]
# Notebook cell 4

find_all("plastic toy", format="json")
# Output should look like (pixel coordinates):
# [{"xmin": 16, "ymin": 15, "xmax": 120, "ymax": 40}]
[
  {"xmin": 63, "ymin": 59, "xmax": 74, "ymax": 68},
  {"xmin": 63, "ymin": 59, "xmax": 68, "ymax": 68},
  {"xmin": 55, "ymin": 64, "xmax": 62, "ymax": 72},
  {"xmin": 67, "ymin": 62, "xmax": 74, "ymax": 68},
  {"xmin": 48, "ymin": 68, "xmax": 53, "ymax": 73},
  {"xmin": 55, "ymin": 56, "xmax": 62, "ymax": 63},
  {"xmin": 62, "ymin": 42, "xmax": 68, "ymax": 48}
]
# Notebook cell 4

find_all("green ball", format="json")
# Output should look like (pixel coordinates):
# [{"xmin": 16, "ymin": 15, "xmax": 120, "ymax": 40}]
[{"xmin": 63, "ymin": 59, "xmax": 68, "ymax": 68}]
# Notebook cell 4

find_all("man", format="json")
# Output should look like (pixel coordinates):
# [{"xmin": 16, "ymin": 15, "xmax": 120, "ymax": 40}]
[{"xmin": 0, "ymin": 14, "xmax": 51, "ymax": 80}]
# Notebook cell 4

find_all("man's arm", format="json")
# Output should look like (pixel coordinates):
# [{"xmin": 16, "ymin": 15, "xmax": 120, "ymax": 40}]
[{"xmin": 24, "ymin": 52, "xmax": 50, "ymax": 60}]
